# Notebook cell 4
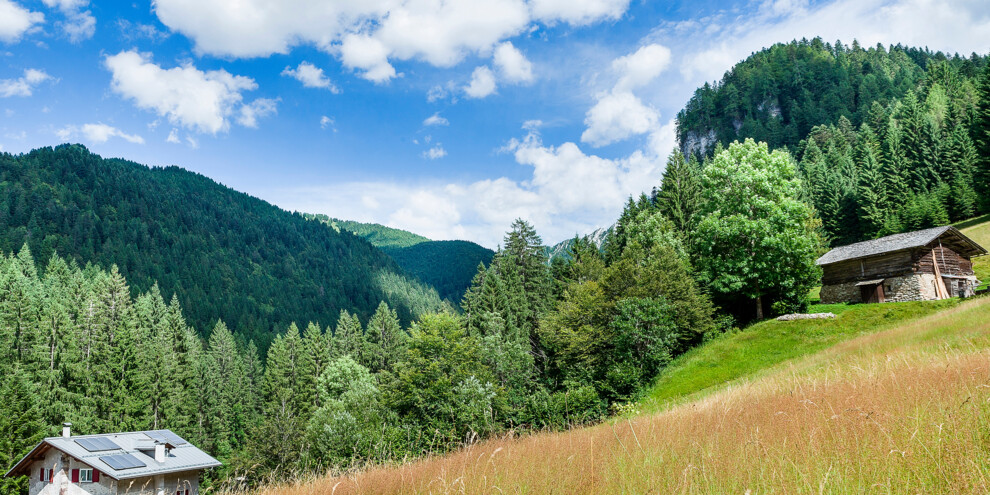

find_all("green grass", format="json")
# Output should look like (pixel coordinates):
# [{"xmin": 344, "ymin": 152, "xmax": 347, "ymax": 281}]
[
  {"xmin": 958, "ymin": 214, "xmax": 990, "ymax": 291},
  {"xmin": 638, "ymin": 299, "xmax": 960, "ymax": 414}
]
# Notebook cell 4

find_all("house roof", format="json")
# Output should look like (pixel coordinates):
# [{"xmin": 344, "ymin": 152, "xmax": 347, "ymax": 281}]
[
  {"xmin": 3, "ymin": 430, "xmax": 221, "ymax": 481},
  {"xmin": 816, "ymin": 226, "xmax": 987, "ymax": 266}
]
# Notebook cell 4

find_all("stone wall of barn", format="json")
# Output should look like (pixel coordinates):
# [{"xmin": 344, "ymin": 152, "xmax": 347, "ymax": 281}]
[{"xmin": 820, "ymin": 273, "xmax": 944, "ymax": 304}]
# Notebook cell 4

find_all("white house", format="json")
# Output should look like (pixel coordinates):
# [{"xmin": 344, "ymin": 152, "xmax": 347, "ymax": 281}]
[{"xmin": 3, "ymin": 423, "xmax": 221, "ymax": 495}]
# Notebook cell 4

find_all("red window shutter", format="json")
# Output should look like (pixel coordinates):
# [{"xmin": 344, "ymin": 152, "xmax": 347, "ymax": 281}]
[
  {"xmin": 186, "ymin": 489, "xmax": 189, "ymax": 495},
  {"xmin": 71, "ymin": 469, "xmax": 79, "ymax": 483},
  {"xmin": 40, "ymin": 468, "xmax": 44, "ymax": 481},
  {"xmin": 49, "ymin": 469, "xmax": 53, "ymax": 482},
  {"xmin": 93, "ymin": 470, "xmax": 100, "ymax": 482}
]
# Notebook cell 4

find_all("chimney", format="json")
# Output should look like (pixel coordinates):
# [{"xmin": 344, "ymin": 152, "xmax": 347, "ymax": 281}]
[
  {"xmin": 154, "ymin": 441, "xmax": 166, "ymax": 463},
  {"xmin": 62, "ymin": 423, "xmax": 71, "ymax": 438}
]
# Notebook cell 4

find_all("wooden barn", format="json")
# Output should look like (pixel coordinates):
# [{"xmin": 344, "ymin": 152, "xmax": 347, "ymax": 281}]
[{"xmin": 817, "ymin": 226, "xmax": 986, "ymax": 304}]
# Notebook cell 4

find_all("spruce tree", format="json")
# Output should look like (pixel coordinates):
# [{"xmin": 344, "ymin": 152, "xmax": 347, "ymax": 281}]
[
  {"xmin": 973, "ymin": 61, "xmax": 990, "ymax": 210},
  {"xmin": 332, "ymin": 309, "xmax": 366, "ymax": 365},
  {"xmin": 0, "ymin": 367, "xmax": 44, "ymax": 494},
  {"xmin": 655, "ymin": 149, "xmax": 701, "ymax": 237},
  {"xmin": 364, "ymin": 302, "xmax": 406, "ymax": 374},
  {"xmin": 855, "ymin": 125, "xmax": 888, "ymax": 238}
]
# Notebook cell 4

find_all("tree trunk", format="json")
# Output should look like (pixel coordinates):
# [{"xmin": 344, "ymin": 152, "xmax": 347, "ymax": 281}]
[{"xmin": 755, "ymin": 295, "xmax": 763, "ymax": 320}]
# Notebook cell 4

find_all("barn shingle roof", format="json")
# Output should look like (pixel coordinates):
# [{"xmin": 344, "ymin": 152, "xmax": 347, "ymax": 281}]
[{"xmin": 816, "ymin": 226, "xmax": 987, "ymax": 266}]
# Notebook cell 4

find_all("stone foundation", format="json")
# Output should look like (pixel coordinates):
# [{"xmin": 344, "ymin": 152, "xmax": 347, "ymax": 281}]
[{"xmin": 820, "ymin": 273, "xmax": 951, "ymax": 304}]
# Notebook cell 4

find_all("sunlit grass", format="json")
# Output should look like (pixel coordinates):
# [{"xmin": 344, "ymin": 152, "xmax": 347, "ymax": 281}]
[
  {"xmin": 637, "ymin": 299, "xmax": 958, "ymax": 414},
  {"xmin": 958, "ymin": 215, "xmax": 990, "ymax": 291},
  {"xmin": 242, "ymin": 295, "xmax": 990, "ymax": 495}
]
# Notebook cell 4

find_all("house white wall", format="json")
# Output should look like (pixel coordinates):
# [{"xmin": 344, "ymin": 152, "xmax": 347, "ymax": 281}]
[{"xmin": 26, "ymin": 448, "xmax": 200, "ymax": 495}]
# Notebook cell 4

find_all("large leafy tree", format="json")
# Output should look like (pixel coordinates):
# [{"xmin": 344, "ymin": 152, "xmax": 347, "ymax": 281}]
[{"xmin": 693, "ymin": 139, "xmax": 824, "ymax": 319}]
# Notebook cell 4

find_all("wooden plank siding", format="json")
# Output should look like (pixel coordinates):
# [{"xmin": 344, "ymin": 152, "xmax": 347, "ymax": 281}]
[
  {"xmin": 916, "ymin": 243, "xmax": 973, "ymax": 276},
  {"xmin": 822, "ymin": 244, "xmax": 975, "ymax": 285}
]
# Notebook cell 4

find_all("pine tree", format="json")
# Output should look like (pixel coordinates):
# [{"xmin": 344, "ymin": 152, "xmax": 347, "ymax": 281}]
[
  {"xmin": 855, "ymin": 124, "xmax": 888, "ymax": 238},
  {"xmin": 973, "ymin": 62, "xmax": 990, "ymax": 210},
  {"xmin": 302, "ymin": 322, "xmax": 330, "ymax": 410},
  {"xmin": 203, "ymin": 320, "xmax": 247, "ymax": 458},
  {"xmin": 655, "ymin": 149, "xmax": 701, "ymax": 237},
  {"xmin": 364, "ymin": 302, "xmax": 406, "ymax": 374},
  {"xmin": 0, "ymin": 367, "xmax": 44, "ymax": 494},
  {"xmin": 256, "ymin": 323, "xmax": 310, "ymax": 470},
  {"xmin": 881, "ymin": 117, "xmax": 911, "ymax": 207},
  {"xmin": 332, "ymin": 309, "xmax": 366, "ymax": 365}
]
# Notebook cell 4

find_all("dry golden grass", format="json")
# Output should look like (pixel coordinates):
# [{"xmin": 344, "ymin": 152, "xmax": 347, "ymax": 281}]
[{"xmin": 252, "ymin": 298, "xmax": 990, "ymax": 494}]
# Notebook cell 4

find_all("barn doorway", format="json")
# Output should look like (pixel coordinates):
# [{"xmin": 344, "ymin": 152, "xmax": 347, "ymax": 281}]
[{"xmin": 857, "ymin": 280, "xmax": 886, "ymax": 304}]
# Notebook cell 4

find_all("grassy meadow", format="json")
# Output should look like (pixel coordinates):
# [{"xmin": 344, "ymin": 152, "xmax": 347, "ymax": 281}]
[
  {"xmin": 246, "ymin": 294, "xmax": 990, "ymax": 494},
  {"xmin": 958, "ymin": 214, "xmax": 990, "ymax": 290}
]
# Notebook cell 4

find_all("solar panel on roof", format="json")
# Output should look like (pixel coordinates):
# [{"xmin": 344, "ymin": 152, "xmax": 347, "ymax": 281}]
[
  {"xmin": 75, "ymin": 437, "xmax": 121, "ymax": 452},
  {"xmin": 99, "ymin": 454, "xmax": 146, "ymax": 470},
  {"xmin": 146, "ymin": 430, "xmax": 187, "ymax": 446}
]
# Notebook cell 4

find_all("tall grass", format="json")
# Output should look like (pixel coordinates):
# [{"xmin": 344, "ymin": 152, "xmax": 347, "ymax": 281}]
[{"xmin": 243, "ymin": 297, "xmax": 990, "ymax": 494}]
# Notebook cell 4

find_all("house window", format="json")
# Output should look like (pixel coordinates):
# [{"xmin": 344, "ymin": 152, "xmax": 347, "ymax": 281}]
[{"xmin": 79, "ymin": 468, "xmax": 93, "ymax": 483}]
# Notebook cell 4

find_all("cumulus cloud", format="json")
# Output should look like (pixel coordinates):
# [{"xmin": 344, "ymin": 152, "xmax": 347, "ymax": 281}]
[
  {"xmin": 529, "ymin": 0, "xmax": 630, "ymax": 25},
  {"xmin": 166, "ymin": 128, "xmax": 180, "ymax": 143},
  {"xmin": 153, "ymin": 0, "xmax": 630, "ymax": 82},
  {"xmin": 493, "ymin": 41, "xmax": 534, "ymax": 84},
  {"xmin": 281, "ymin": 61, "xmax": 340, "ymax": 92},
  {"xmin": 41, "ymin": 0, "xmax": 95, "ymax": 42},
  {"xmin": 57, "ymin": 123, "xmax": 145, "ymax": 144},
  {"xmin": 581, "ymin": 91, "xmax": 659, "ymax": 147},
  {"xmin": 423, "ymin": 112, "xmax": 449, "ymax": 126},
  {"xmin": 464, "ymin": 65, "xmax": 497, "ymax": 98},
  {"xmin": 0, "ymin": 0, "xmax": 43, "ymax": 43},
  {"xmin": 0, "ymin": 68, "xmax": 51, "ymax": 97},
  {"xmin": 271, "ymin": 120, "xmax": 676, "ymax": 247},
  {"xmin": 104, "ymin": 50, "xmax": 273, "ymax": 134},
  {"xmin": 612, "ymin": 43, "xmax": 671, "ymax": 91}
]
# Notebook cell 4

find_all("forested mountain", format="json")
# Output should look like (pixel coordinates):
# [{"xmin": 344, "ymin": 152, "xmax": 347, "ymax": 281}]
[
  {"xmin": 674, "ymin": 39, "xmax": 990, "ymax": 246},
  {"xmin": 676, "ymin": 39, "xmax": 987, "ymax": 157},
  {"xmin": 306, "ymin": 214, "xmax": 495, "ymax": 303},
  {"xmin": 0, "ymin": 145, "xmax": 443, "ymax": 344}
]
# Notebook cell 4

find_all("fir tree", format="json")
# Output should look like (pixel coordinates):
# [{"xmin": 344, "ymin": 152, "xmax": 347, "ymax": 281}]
[
  {"xmin": 364, "ymin": 302, "xmax": 406, "ymax": 374},
  {"xmin": 655, "ymin": 149, "xmax": 701, "ymax": 237},
  {"xmin": 855, "ymin": 124, "xmax": 888, "ymax": 238}
]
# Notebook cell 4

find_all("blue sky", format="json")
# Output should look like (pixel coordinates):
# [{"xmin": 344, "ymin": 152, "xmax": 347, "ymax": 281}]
[{"xmin": 1, "ymin": 0, "xmax": 989, "ymax": 248}]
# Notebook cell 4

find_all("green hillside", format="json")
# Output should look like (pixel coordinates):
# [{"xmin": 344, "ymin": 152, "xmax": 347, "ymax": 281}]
[
  {"xmin": 676, "ymin": 39, "xmax": 986, "ymax": 157},
  {"xmin": 0, "ymin": 145, "xmax": 443, "ymax": 342},
  {"xmin": 306, "ymin": 214, "xmax": 495, "ymax": 303}
]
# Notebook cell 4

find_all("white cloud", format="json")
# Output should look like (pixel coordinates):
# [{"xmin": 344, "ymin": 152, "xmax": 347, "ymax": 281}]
[
  {"xmin": 493, "ymin": 41, "xmax": 534, "ymax": 84},
  {"xmin": 529, "ymin": 0, "xmax": 630, "ymax": 25},
  {"xmin": 281, "ymin": 61, "xmax": 340, "ymax": 92},
  {"xmin": 423, "ymin": 143, "xmax": 447, "ymax": 159},
  {"xmin": 104, "ymin": 50, "xmax": 271, "ymax": 134},
  {"xmin": 320, "ymin": 115, "xmax": 336, "ymax": 131},
  {"xmin": 237, "ymin": 98, "xmax": 279, "ymax": 128},
  {"xmin": 166, "ymin": 128, "xmax": 180, "ymax": 143},
  {"xmin": 423, "ymin": 112, "xmax": 449, "ymax": 126},
  {"xmin": 0, "ymin": 68, "xmax": 51, "ymax": 97},
  {"xmin": 56, "ymin": 123, "xmax": 145, "ymax": 144},
  {"xmin": 339, "ymin": 33, "xmax": 398, "ymax": 83},
  {"xmin": 41, "ymin": 0, "xmax": 94, "ymax": 42},
  {"xmin": 464, "ymin": 65, "xmax": 496, "ymax": 98},
  {"xmin": 153, "ymin": 0, "xmax": 629, "ymax": 82},
  {"xmin": 612, "ymin": 43, "xmax": 670, "ymax": 91},
  {"xmin": 270, "ymin": 120, "xmax": 676, "ymax": 247},
  {"xmin": 581, "ymin": 91, "xmax": 659, "ymax": 147},
  {"xmin": 0, "ymin": 0, "xmax": 43, "ymax": 42}
]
